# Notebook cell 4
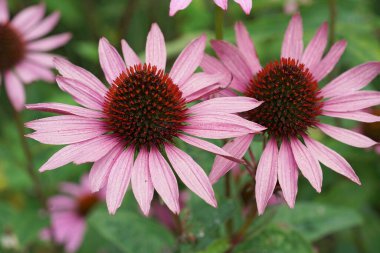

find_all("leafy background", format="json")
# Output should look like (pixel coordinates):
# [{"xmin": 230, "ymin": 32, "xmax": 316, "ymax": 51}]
[{"xmin": 0, "ymin": 0, "xmax": 379, "ymax": 252}]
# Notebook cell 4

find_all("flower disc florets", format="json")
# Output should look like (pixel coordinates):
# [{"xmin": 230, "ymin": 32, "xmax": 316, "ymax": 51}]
[{"xmin": 0, "ymin": 24, "xmax": 25, "ymax": 71}]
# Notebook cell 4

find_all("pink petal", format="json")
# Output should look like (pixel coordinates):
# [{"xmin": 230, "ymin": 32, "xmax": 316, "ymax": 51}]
[
  {"xmin": 184, "ymin": 82, "xmax": 223, "ymax": 102},
  {"xmin": 48, "ymin": 196, "xmax": 76, "ymax": 211},
  {"xmin": 255, "ymin": 138, "xmax": 278, "ymax": 215},
  {"xmin": 59, "ymin": 183, "xmax": 84, "ymax": 197},
  {"xmin": 54, "ymin": 57, "xmax": 107, "ymax": 96},
  {"xmin": 214, "ymin": 0, "xmax": 228, "ymax": 10},
  {"xmin": 317, "ymin": 123, "xmax": 377, "ymax": 148},
  {"xmin": 15, "ymin": 60, "xmax": 54, "ymax": 83},
  {"xmin": 180, "ymin": 73, "xmax": 224, "ymax": 100},
  {"xmin": 149, "ymin": 147, "xmax": 180, "ymax": 214},
  {"xmin": 89, "ymin": 145, "xmax": 124, "ymax": 192},
  {"xmin": 211, "ymin": 40, "xmax": 252, "ymax": 85},
  {"xmin": 301, "ymin": 22, "xmax": 328, "ymax": 69},
  {"xmin": 281, "ymin": 13, "xmax": 303, "ymax": 60},
  {"xmin": 11, "ymin": 3, "xmax": 45, "ymax": 34},
  {"xmin": 169, "ymin": 0, "xmax": 192, "ymax": 16},
  {"xmin": 26, "ymin": 52, "xmax": 57, "ymax": 68},
  {"xmin": 277, "ymin": 139, "xmax": 298, "ymax": 208},
  {"xmin": 0, "ymin": 0, "xmax": 9, "ymax": 24},
  {"xmin": 320, "ymin": 62, "xmax": 380, "ymax": 98},
  {"xmin": 184, "ymin": 113, "xmax": 265, "ymax": 139},
  {"xmin": 209, "ymin": 134, "xmax": 254, "ymax": 184},
  {"xmin": 98, "ymin": 37, "xmax": 126, "ymax": 85},
  {"xmin": 323, "ymin": 91, "xmax": 380, "ymax": 112},
  {"xmin": 235, "ymin": 22, "xmax": 261, "ymax": 75},
  {"xmin": 26, "ymin": 103, "xmax": 103, "ymax": 118},
  {"xmin": 145, "ymin": 23, "xmax": 166, "ymax": 70},
  {"xmin": 188, "ymin": 97, "xmax": 263, "ymax": 115},
  {"xmin": 131, "ymin": 148, "xmax": 154, "ymax": 216},
  {"xmin": 311, "ymin": 40, "xmax": 347, "ymax": 81},
  {"xmin": 27, "ymin": 33, "xmax": 71, "ymax": 51},
  {"xmin": 234, "ymin": 0, "xmax": 252, "ymax": 14},
  {"xmin": 39, "ymin": 135, "xmax": 118, "ymax": 172},
  {"xmin": 23, "ymin": 12, "xmax": 60, "ymax": 41},
  {"xmin": 106, "ymin": 146, "xmax": 135, "ymax": 214},
  {"xmin": 322, "ymin": 110, "xmax": 380, "ymax": 123},
  {"xmin": 56, "ymin": 77, "xmax": 104, "ymax": 111},
  {"xmin": 5, "ymin": 71, "xmax": 25, "ymax": 111},
  {"xmin": 303, "ymin": 136, "xmax": 360, "ymax": 185},
  {"xmin": 121, "ymin": 39, "xmax": 141, "ymax": 67},
  {"xmin": 200, "ymin": 54, "xmax": 232, "ymax": 87},
  {"xmin": 165, "ymin": 144, "xmax": 217, "ymax": 207},
  {"xmin": 290, "ymin": 137, "xmax": 322, "ymax": 192},
  {"xmin": 170, "ymin": 35, "xmax": 206, "ymax": 86},
  {"xmin": 178, "ymin": 134, "xmax": 242, "ymax": 163},
  {"xmin": 64, "ymin": 219, "xmax": 86, "ymax": 253}
]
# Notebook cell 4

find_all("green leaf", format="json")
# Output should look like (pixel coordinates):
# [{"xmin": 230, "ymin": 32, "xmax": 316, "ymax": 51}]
[
  {"xmin": 272, "ymin": 202, "xmax": 363, "ymax": 241},
  {"xmin": 235, "ymin": 225, "xmax": 314, "ymax": 253},
  {"xmin": 196, "ymin": 238, "xmax": 230, "ymax": 253},
  {"xmin": 89, "ymin": 209, "xmax": 175, "ymax": 253}
]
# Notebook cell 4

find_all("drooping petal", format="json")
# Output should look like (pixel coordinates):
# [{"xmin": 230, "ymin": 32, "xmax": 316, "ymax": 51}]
[
  {"xmin": 169, "ymin": 0, "xmax": 192, "ymax": 16},
  {"xmin": 234, "ymin": 0, "xmax": 252, "ymax": 14},
  {"xmin": 255, "ymin": 138, "xmax": 278, "ymax": 215},
  {"xmin": 23, "ymin": 12, "xmax": 60, "ymax": 41},
  {"xmin": 98, "ymin": 37, "xmax": 126, "ymax": 85},
  {"xmin": 165, "ymin": 144, "xmax": 217, "ymax": 207},
  {"xmin": 0, "ymin": 0, "xmax": 9, "ymax": 24},
  {"xmin": 320, "ymin": 62, "xmax": 380, "ymax": 98},
  {"xmin": 235, "ymin": 22, "xmax": 261, "ymax": 75},
  {"xmin": 317, "ymin": 123, "xmax": 377, "ymax": 148},
  {"xmin": 290, "ymin": 137, "xmax": 322, "ymax": 192},
  {"xmin": 121, "ymin": 39, "xmax": 141, "ymax": 67},
  {"xmin": 26, "ymin": 103, "xmax": 104, "ymax": 118},
  {"xmin": 214, "ymin": 0, "xmax": 228, "ymax": 10},
  {"xmin": 311, "ymin": 40, "xmax": 347, "ymax": 81},
  {"xmin": 323, "ymin": 91, "xmax": 380, "ymax": 112},
  {"xmin": 64, "ymin": 218, "xmax": 86, "ymax": 253},
  {"xmin": 146, "ymin": 23, "xmax": 166, "ymax": 71},
  {"xmin": 211, "ymin": 40, "xmax": 252, "ymax": 85},
  {"xmin": 5, "ymin": 71, "xmax": 25, "ymax": 111},
  {"xmin": 188, "ymin": 97, "xmax": 263, "ymax": 115},
  {"xmin": 11, "ymin": 3, "xmax": 45, "ymax": 34},
  {"xmin": 180, "ymin": 73, "xmax": 223, "ymax": 99},
  {"xmin": 277, "ymin": 139, "xmax": 298, "ymax": 208},
  {"xmin": 149, "ymin": 147, "xmax": 180, "ymax": 214},
  {"xmin": 301, "ymin": 22, "xmax": 328, "ymax": 69},
  {"xmin": 209, "ymin": 134, "xmax": 254, "ymax": 184},
  {"xmin": 169, "ymin": 35, "xmax": 206, "ymax": 86},
  {"xmin": 106, "ymin": 146, "xmax": 135, "ymax": 214},
  {"xmin": 281, "ymin": 13, "xmax": 303, "ymax": 60},
  {"xmin": 27, "ymin": 33, "xmax": 72, "ymax": 51},
  {"xmin": 131, "ymin": 148, "xmax": 154, "ymax": 216},
  {"xmin": 322, "ymin": 110, "xmax": 380, "ymax": 123},
  {"xmin": 184, "ymin": 82, "xmax": 223, "ymax": 102},
  {"xmin": 303, "ymin": 136, "xmax": 360, "ymax": 184},
  {"xmin": 54, "ymin": 57, "xmax": 107, "ymax": 96}
]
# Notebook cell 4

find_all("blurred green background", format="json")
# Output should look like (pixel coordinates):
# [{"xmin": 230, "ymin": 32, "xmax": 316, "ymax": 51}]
[{"xmin": 0, "ymin": 0, "xmax": 379, "ymax": 252}]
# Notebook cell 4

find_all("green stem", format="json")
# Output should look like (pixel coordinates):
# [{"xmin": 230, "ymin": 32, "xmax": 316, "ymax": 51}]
[
  {"xmin": 328, "ymin": 0, "xmax": 337, "ymax": 46},
  {"xmin": 215, "ymin": 6, "xmax": 225, "ymax": 40}
]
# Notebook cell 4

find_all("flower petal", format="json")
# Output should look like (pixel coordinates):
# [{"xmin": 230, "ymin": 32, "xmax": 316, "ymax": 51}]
[
  {"xmin": 26, "ymin": 103, "xmax": 103, "ymax": 118},
  {"xmin": 301, "ymin": 22, "xmax": 328, "ymax": 69},
  {"xmin": 146, "ymin": 23, "xmax": 166, "ymax": 71},
  {"xmin": 323, "ymin": 91, "xmax": 380, "ymax": 112},
  {"xmin": 234, "ymin": 0, "xmax": 252, "ymax": 14},
  {"xmin": 27, "ymin": 33, "xmax": 72, "ymax": 51},
  {"xmin": 281, "ymin": 13, "xmax": 303, "ymax": 60},
  {"xmin": 23, "ymin": 11, "xmax": 60, "ymax": 41},
  {"xmin": 169, "ymin": 0, "xmax": 192, "ymax": 16},
  {"xmin": 255, "ymin": 138, "xmax": 278, "ymax": 215},
  {"xmin": 165, "ymin": 144, "xmax": 217, "ymax": 207},
  {"xmin": 11, "ymin": 3, "xmax": 45, "ymax": 34},
  {"xmin": 214, "ymin": 0, "xmax": 228, "ymax": 10},
  {"xmin": 149, "ymin": 147, "xmax": 180, "ymax": 214},
  {"xmin": 15, "ymin": 60, "xmax": 54, "ymax": 83},
  {"xmin": 0, "ymin": 0, "xmax": 9, "ymax": 24},
  {"xmin": 121, "ymin": 39, "xmax": 141, "ymax": 67},
  {"xmin": 322, "ymin": 110, "xmax": 380, "ymax": 123},
  {"xmin": 290, "ymin": 137, "xmax": 322, "ymax": 192},
  {"xmin": 4, "ymin": 71, "xmax": 25, "ymax": 111},
  {"xmin": 180, "ymin": 73, "xmax": 223, "ymax": 100},
  {"xmin": 200, "ymin": 54, "xmax": 232, "ymax": 88},
  {"xmin": 317, "ymin": 123, "xmax": 377, "ymax": 148}
]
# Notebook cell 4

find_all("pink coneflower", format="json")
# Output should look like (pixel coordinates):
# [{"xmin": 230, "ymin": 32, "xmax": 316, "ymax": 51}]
[
  {"xmin": 26, "ymin": 23, "xmax": 265, "ymax": 215},
  {"xmin": 206, "ymin": 14, "xmax": 380, "ymax": 214},
  {"xmin": 0, "ymin": 0, "xmax": 71, "ymax": 111},
  {"xmin": 41, "ymin": 175, "xmax": 104, "ymax": 253},
  {"xmin": 169, "ymin": 0, "xmax": 252, "ymax": 16}
]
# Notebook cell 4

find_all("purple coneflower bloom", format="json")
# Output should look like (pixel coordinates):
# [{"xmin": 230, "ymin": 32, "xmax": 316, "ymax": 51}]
[
  {"xmin": 41, "ymin": 175, "xmax": 104, "ymax": 253},
  {"xmin": 205, "ymin": 14, "xmax": 380, "ymax": 214},
  {"xmin": 0, "ymin": 0, "xmax": 71, "ymax": 110},
  {"xmin": 169, "ymin": 0, "xmax": 252, "ymax": 16},
  {"xmin": 26, "ymin": 23, "xmax": 265, "ymax": 215}
]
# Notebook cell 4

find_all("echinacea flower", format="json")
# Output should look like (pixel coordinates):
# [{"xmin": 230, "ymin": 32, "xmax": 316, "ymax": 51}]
[
  {"xmin": 0, "ymin": 0, "xmax": 71, "ymax": 111},
  {"xmin": 205, "ymin": 14, "xmax": 380, "ymax": 214},
  {"xmin": 41, "ymin": 175, "xmax": 104, "ymax": 253},
  {"xmin": 169, "ymin": 0, "xmax": 252, "ymax": 16},
  {"xmin": 26, "ymin": 23, "xmax": 265, "ymax": 215}
]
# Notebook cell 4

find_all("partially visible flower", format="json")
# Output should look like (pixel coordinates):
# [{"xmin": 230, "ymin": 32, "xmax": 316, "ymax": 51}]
[
  {"xmin": 169, "ymin": 0, "xmax": 252, "ymax": 16},
  {"xmin": 0, "ymin": 0, "xmax": 71, "ymax": 111},
  {"xmin": 283, "ymin": 0, "xmax": 312, "ymax": 15},
  {"xmin": 205, "ymin": 14, "xmax": 380, "ymax": 214},
  {"xmin": 41, "ymin": 175, "xmax": 104, "ymax": 253},
  {"xmin": 359, "ymin": 107, "xmax": 380, "ymax": 154},
  {"xmin": 26, "ymin": 23, "xmax": 265, "ymax": 216}
]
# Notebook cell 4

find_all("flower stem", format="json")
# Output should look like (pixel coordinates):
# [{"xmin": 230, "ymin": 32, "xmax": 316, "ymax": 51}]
[
  {"xmin": 328, "ymin": 0, "xmax": 337, "ymax": 46},
  {"xmin": 215, "ymin": 6, "xmax": 225, "ymax": 40},
  {"xmin": 12, "ymin": 107, "xmax": 46, "ymax": 207}
]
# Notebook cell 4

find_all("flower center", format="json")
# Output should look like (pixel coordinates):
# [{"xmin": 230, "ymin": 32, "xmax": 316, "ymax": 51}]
[
  {"xmin": 76, "ymin": 194, "xmax": 99, "ymax": 217},
  {"xmin": 0, "ymin": 23, "xmax": 26, "ymax": 71},
  {"xmin": 103, "ymin": 64, "xmax": 188, "ymax": 148},
  {"xmin": 362, "ymin": 108, "xmax": 380, "ymax": 141},
  {"xmin": 244, "ymin": 58, "xmax": 323, "ymax": 137}
]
